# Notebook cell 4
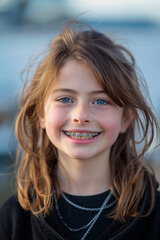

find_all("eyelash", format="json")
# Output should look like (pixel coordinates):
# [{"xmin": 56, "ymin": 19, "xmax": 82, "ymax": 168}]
[
  {"xmin": 56, "ymin": 97, "xmax": 109, "ymax": 105},
  {"xmin": 56, "ymin": 97, "xmax": 73, "ymax": 103},
  {"xmin": 94, "ymin": 99, "xmax": 108, "ymax": 105}
]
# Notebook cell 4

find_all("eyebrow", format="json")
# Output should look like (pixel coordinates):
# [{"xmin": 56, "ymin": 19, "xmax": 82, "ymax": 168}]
[{"xmin": 51, "ymin": 88, "xmax": 107, "ymax": 95}]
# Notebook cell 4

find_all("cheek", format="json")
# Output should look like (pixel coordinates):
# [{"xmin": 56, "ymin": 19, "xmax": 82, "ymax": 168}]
[
  {"xmin": 45, "ymin": 109, "xmax": 67, "ymax": 138},
  {"xmin": 100, "ymin": 115, "xmax": 122, "ymax": 140}
]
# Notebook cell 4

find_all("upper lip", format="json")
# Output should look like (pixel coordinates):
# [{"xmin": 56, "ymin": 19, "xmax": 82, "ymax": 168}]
[{"xmin": 63, "ymin": 129, "xmax": 101, "ymax": 133}]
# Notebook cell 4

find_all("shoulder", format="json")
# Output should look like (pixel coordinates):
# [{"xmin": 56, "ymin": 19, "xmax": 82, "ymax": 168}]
[
  {"xmin": 0, "ymin": 195, "xmax": 31, "ymax": 239},
  {"xmin": 143, "ymin": 190, "xmax": 160, "ymax": 237},
  {"xmin": 154, "ymin": 190, "xmax": 160, "ymax": 213},
  {"xmin": 0, "ymin": 194, "xmax": 26, "ymax": 219},
  {"xmin": 0, "ymin": 194, "xmax": 19, "ymax": 211},
  {"xmin": 0, "ymin": 195, "xmax": 18, "ymax": 219},
  {"xmin": 155, "ymin": 189, "xmax": 160, "ymax": 202}
]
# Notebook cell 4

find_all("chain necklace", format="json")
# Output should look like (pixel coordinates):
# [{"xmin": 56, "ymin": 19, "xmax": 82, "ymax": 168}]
[
  {"xmin": 61, "ymin": 191, "xmax": 117, "ymax": 211},
  {"xmin": 53, "ymin": 189, "xmax": 116, "ymax": 240}
]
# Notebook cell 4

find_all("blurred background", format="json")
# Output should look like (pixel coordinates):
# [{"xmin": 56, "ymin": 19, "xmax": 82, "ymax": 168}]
[{"xmin": 0, "ymin": 0, "xmax": 160, "ymax": 206}]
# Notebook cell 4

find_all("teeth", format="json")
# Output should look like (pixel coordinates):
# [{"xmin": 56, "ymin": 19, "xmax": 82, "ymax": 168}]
[{"xmin": 65, "ymin": 132, "xmax": 99, "ymax": 139}]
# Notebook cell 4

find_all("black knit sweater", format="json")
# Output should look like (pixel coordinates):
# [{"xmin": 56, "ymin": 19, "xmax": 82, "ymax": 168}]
[{"xmin": 0, "ymin": 184, "xmax": 160, "ymax": 240}]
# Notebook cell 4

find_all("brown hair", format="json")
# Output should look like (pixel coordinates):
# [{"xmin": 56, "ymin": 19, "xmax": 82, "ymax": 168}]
[{"xmin": 15, "ymin": 21, "xmax": 160, "ymax": 221}]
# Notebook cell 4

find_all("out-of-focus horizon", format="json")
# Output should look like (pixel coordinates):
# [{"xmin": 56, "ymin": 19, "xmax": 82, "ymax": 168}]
[
  {"xmin": 64, "ymin": 0, "xmax": 160, "ymax": 22},
  {"xmin": 1, "ymin": 0, "xmax": 160, "ymax": 24},
  {"xmin": 0, "ymin": 0, "xmax": 160, "ymax": 205}
]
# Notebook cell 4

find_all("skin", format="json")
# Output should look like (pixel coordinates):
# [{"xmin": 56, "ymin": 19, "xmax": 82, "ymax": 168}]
[{"xmin": 39, "ymin": 59, "xmax": 133, "ymax": 195}]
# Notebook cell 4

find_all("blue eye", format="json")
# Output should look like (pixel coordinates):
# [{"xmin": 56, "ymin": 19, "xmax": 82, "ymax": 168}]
[
  {"xmin": 58, "ymin": 98, "xmax": 72, "ymax": 103},
  {"xmin": 94, "ymin": 99, "xmax": 108, "ymax": 105}
]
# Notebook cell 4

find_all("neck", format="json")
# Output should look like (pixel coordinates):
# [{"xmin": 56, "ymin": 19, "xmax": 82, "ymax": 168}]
[{"xmin": 57, "ymin": 153, "xmax": 111, "ymax": 196}]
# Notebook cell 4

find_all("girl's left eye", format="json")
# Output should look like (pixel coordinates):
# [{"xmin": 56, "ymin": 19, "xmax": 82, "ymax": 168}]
[
  {"xmin": 57, "ymin": 97, "xmax": 73, "ymax": 103},
  {"xmin": 94, "ymin": 99, "xmax": 108, "ymax": 105}
]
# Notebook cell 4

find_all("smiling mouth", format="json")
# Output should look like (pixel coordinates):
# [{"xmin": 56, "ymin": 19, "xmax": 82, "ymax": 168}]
[{"xmin": 64, "ymin": 131, "xmax": 100, "ymax": 139}]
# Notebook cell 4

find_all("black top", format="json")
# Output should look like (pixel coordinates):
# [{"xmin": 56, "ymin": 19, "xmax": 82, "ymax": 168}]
[
  {"xmin": 0, "ymin": 183, "xmax": 160, "ymax": 240},
  {"xmin": 46, "ymin": 190, "xmax": 114, "ymax": 239}
]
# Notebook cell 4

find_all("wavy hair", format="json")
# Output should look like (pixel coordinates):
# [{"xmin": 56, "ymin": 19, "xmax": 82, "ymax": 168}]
[{"xmin": 15, "ymin": 21, "xmax": 160, "ymax": 221}]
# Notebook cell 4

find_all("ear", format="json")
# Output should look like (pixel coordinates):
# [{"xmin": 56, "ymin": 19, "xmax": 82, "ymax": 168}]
[
  {"xmin": 120, "ymin": 109, "xmax": 135, "ymax": 133},
  {"xmin": 38, "ymin": 111, "xmax": 46, "ymax": 129}
]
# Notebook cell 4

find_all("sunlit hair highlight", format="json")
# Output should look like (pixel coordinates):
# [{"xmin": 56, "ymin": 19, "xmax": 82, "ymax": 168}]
[{"xmin": 15, "ymin": 20, "xmax": 160, "ymax": 221}]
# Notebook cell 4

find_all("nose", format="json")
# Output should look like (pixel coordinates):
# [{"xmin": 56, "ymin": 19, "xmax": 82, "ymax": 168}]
[{"xmin": 71, "ymin": 102, "xmax": 91, "ymax": 124}]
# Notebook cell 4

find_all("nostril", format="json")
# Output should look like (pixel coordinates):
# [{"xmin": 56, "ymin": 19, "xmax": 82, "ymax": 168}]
[{"xmin": 72, "ymin": 117, "xmax": 90, "ymax": 124}]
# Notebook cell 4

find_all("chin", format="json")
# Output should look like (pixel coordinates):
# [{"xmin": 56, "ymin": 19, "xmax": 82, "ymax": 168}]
[{"xmin": 68, "ymin": 152, "xmax": 94, "ymax": 160}]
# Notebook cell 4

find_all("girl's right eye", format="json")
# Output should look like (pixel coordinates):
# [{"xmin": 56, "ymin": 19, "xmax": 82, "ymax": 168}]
[{"xmin": 57, "ymin": 97, "xmax": 73, "ymax": 103}]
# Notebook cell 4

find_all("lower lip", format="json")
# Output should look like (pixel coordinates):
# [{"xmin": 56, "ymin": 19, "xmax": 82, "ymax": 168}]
[{"xmin": 63, "ymin": 132, "xmax": 101, "ymax": 144}]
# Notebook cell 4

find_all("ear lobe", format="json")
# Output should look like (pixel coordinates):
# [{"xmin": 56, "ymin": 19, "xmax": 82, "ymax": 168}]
[
  {"xmin": 120, "ymin": 109, "xmax": 135, "ymax": 133},
  {"xmin": 38, "ymin": 112, "xmax": 46, "ymax": 129}
]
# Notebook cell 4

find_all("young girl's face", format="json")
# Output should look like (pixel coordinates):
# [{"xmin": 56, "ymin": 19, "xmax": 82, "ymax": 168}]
[{"xmin": 40, "ymin": 59, "xmax": 130, "ymax": 162}]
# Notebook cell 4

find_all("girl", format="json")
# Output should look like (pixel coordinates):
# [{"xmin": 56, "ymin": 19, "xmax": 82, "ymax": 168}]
[{"xmin": 0, "ymin": 20, "xmax": 160, "ymax": 240}]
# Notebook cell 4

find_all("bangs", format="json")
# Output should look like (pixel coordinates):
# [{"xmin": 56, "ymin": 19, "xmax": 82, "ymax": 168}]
[
  {"xmin": 74, "ymin": 48, "xmax": 135, "ymax": 108},
  {"xmin": 52, "ymin": 29, "xmax": 138, "ymax": 109}
]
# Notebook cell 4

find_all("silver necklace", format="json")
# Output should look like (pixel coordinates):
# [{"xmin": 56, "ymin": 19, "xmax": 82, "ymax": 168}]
[
  {"xmin": 61, "ymin": 191, "xmax": 117, "ymax": 211},
  {"xmin": 53, "ymin": 189, "xmax": 115, "ymax": 240}
]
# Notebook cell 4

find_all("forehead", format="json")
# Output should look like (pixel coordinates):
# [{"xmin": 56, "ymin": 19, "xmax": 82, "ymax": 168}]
[{"xmin": 52, "ymin": 58, "xmax": 104, "ymax": 92}]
